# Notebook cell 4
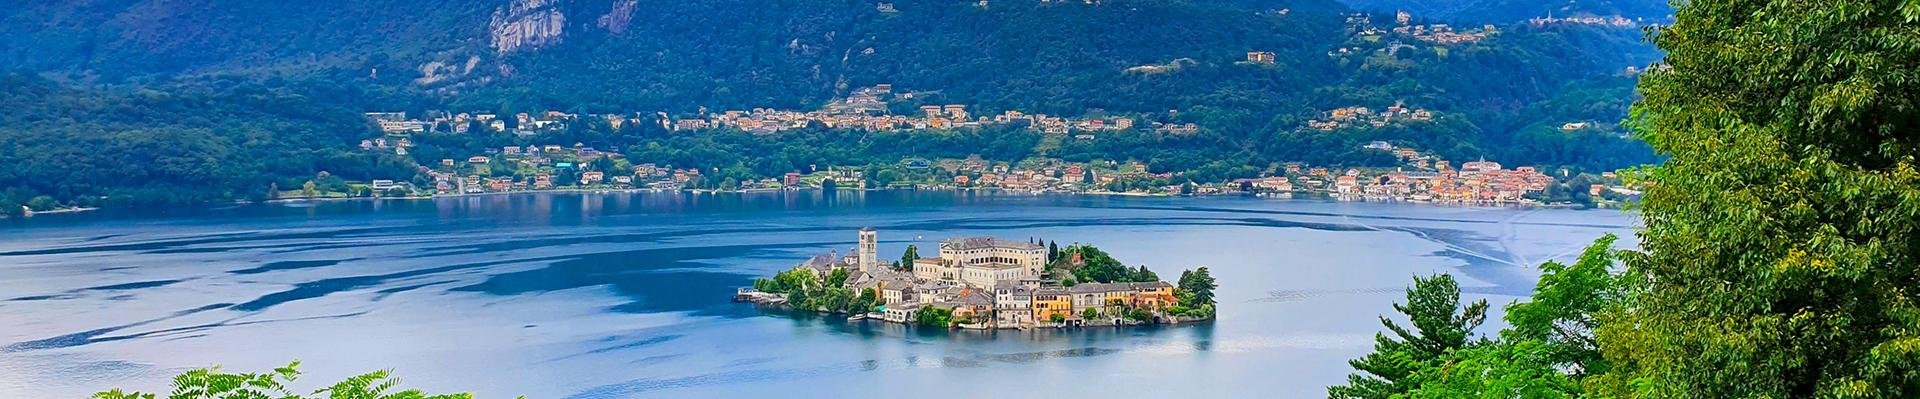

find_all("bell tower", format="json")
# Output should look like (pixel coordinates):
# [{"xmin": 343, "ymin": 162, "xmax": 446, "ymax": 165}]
[{"xmin": 858, "ymin": 227, "xmax": 878, "ymax": 273}]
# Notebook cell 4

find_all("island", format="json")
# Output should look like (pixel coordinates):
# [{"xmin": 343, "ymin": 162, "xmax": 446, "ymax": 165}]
[{"xmin": 737, "ymin": 227, "xmax": 1217, "ymax": 329}]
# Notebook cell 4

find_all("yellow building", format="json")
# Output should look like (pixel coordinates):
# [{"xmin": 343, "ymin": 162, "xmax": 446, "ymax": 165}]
[{"xmin": 1032, "ymin": 288, "xmax": 1073, "ymax": 322}]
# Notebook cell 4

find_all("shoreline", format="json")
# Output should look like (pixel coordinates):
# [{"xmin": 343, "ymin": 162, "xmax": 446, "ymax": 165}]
[
  {"xmin": 8, "ymin": 186, "xmax": 1596, "ymax": 221},
  {"xmin": 259, "ymin": 186, "xmax": 1573, "ymax": 208},
  {"xmin": 0, "ymin": 206, "xmax": 102, "ymax": 219},
  {"xmin": 734, "ymin": 290, "xmax": 1216, "ymax": 331}
]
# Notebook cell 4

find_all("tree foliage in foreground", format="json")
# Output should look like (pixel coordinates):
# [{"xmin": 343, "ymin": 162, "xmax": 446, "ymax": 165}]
[
  {"xmin": 1337, "ymin": 0, "xmax": 1920, "ymax": 395},
  {"xmin": 1329, "ymin": 273, "xmax": 1489, "ymax": 398},
  {"xmin": 1335, "ymin": 236, "xmax": 1622, "ymax": 398},
  {"xmin": 1587, "ymin": 0, "xmax": 1920, "ymax": 396},
  {"xmin": 92, "ymin": 361, "xmax": 474, "ymax": 399}
]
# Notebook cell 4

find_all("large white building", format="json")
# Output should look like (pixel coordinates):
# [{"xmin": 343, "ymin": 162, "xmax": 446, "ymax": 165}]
[
  {"xmin": 938, "ymin": 237, "xmax": 1047, "ymax": 274},
  {"xmin": 910, "ymin": 236, "xmax": 1048, "ymax": 288}
]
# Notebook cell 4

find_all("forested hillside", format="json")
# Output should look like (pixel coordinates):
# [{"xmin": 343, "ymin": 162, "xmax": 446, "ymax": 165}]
[
  {"xmin": 0, "ymin": 0, "xmax": 1663, "ymax": 210},
  {"xmin": 0, "ymin": 75, "xmax": 420, "ymax": 210}
]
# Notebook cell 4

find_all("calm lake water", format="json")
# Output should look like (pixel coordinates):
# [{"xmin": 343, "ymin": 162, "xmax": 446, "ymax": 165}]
[{"xmin": 0, "ymin": 191, "xmax": 1637, "ymax": 398}]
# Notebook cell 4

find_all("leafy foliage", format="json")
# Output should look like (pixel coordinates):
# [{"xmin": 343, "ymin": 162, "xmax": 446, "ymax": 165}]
[
  {"xmin": 1500, "ymin": 233, "xmax": 1621, "ymax": 377},
  {"xmin": 899, "ymin": 244, "xmax": 920, "ymax": 268},
  {"xmin": 1339, "ymin": 0, "xmax": 1920, "ymax": 394},
  {"xmin": 914, "ymin": 306, "xmax": 955, "ymax": 328},
  {"xmin": 1397, "ymin": 339, "xmax": 1580, "ymax": 399},
  {"xmin": 1057, "ymin": 245, "xmax": 1160, "ymax": 283},
  {"xmin": 1176, "ymin": 267, "xmax": 1218, "ymax": 306},
  {"xmin": 755, "ymin": 267, "xmax": 876, "ymax": 314},
  {"xmin": 1329, "ymin": 273, "xmax": 1489, "ymax": 399},
  {"xmin": 91, "ymin": 361, "xmax": 473, "ymax": 399},
  {"xmin": 1586, "ymin": 0, "xmax": 1920, "ymax": 396}
]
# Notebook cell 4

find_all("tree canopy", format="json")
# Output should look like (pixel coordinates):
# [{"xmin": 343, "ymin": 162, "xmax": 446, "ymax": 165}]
[
  {"xmin": 1589, "ymin": 0, "xmax": 1920, "ymax": 395},
  {"xmin": 92, "ymin": 361, "xmax": 474, "ymax": 399},
  {"xmin": 1335, "ymin": 0, "xmax": 1920, "ymax": 395}
]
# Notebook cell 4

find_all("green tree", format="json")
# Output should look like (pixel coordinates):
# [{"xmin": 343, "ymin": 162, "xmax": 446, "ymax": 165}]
[
  {"xmin": 1388, "ymin": 236, "xmax": 1624, "ymax": 398},
  {"xmin": 1177, "ymin": 267, "xmax": 1218, "ymax": 306},
  {"xmin": 854, "ymin": 288, "xmax": 879, "ymax": 313},
  {"xmin": 1066, "ymin": 245, "xmax": 1144, "ymax": 283},
  {"xmin": 900, "ymin": 244, "xmax": 919, "ymax": 266},
  {"xmin": 1398, "ymin": 340, "xmax": 1579, "ymax": 399},
  {"xmin": 914, "ymin": 306, "xmax": 954, "ymax": 328},
  {"xmin": 1131, "ymin": 265, "xmax": 1158, "ymax": 282},
  {"xmin": 1501, "ymin": 234, "xmax": 1621, "ymax": 378},
  {"xmin": 1590, "ymin": 0, "xmax": 1920, "ymax": 396},
  {"xmin": 92, "ymin": 361, "xmax": 473, "ymax": 399},
  {"xmin": 1329, "ymin": 273, "xmax": 1489, "ymax": 399},
  {"xmin": 818, "ymin": 287, "xmax": 853, "ymax": 313},
  {"xmin": 1082, "ymin": 307, "xmax": 1101, "ymax": 321},
  {"xmin": 826, "ymin": 268, "xmax": 850, "ymax": 288},
  {"xmin": 25, "ymin": 195, "xmax": 58, "ymax": 211}
]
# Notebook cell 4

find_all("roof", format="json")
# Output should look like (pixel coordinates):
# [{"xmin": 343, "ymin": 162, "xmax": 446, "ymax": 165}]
[
  {"xmin": 798, "ymin": 253, "xmax": 842, "ymax": 272},
  {"xmin": 1067, "ymin": 281, "xmax": 1174, "ymax": 294},
  {"xmin": 940, "ymin": 237, "xmax": 1045, "ymax": 251},
  {"xmin": 994, "ymin": 281, "xmax": 1032, "ymax": 292},
  {"xmin": 964, "ymin": 261, "xmax": 1025, "ymax": 270},
  {"xmin": 959, "ymin": 289, "xmax": 994, "ymax": 306}
]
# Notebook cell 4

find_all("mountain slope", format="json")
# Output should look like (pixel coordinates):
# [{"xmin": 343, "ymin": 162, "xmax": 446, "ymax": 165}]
[{"xmin": 0, "ymin": 0, "xmax": 1662, "ymax": 209}]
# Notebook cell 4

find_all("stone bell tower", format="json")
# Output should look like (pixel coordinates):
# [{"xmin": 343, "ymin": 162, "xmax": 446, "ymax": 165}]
[{"xmin": 858, "ymin": 227, "xmax": 878, "ymax": 273}]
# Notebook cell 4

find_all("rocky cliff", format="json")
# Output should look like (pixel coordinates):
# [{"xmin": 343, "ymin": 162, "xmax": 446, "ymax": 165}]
[{"xmin": 490, "ymin": 0, "xmax": 568, "ymax": 54}]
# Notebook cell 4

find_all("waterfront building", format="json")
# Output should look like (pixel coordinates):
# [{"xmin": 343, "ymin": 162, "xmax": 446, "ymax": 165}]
[{"xmin": 1033, "ymin": 288, "xmax": 1073, "ymax": 322}]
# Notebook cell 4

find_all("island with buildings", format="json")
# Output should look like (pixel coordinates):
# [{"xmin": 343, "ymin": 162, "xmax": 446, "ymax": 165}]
[{"xmin": 737, "ymin": 228, "xmax": 1218, "ymax": 329}]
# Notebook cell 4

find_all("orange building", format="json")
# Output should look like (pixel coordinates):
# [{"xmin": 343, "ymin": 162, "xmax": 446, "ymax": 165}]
[{"xmin": 1032, "ymin": 288, "xmax": 1073, "ymax": 322}]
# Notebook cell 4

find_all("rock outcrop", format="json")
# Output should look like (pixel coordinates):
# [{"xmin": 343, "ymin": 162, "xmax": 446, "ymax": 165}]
[
  {"xmin": 490, "ymin": 0, "xmax": 566, "ymax": 54},
  {"xmin": 597, "ymin": 0, "xmax": 638, "ymax": 35}
]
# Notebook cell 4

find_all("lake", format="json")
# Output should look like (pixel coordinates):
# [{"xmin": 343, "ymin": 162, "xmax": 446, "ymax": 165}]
[{"xmin": 0, "ymin": 191, "xmax": 1637, "ymax": 398}]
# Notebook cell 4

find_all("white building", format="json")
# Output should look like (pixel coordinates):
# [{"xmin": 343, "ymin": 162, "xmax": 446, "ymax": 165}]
[
  {"xmin": 905, "ymin": 237, "xmax": 1049, "ymax": 288},
  {"xmin": 937, "ymin": 237, "xmax": 1047, "ymax": 275}
]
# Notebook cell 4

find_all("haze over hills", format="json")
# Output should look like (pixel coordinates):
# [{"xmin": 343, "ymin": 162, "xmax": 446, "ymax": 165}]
[{"xmin": 0, "ymin": 0, "xmax": 1662, "ymax": 210}]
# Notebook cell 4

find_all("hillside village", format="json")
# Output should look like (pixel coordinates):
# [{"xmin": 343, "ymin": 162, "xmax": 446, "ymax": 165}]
[{"xmin": 339, "ymin": 82, "xmax": 1635, "ymax": 208}]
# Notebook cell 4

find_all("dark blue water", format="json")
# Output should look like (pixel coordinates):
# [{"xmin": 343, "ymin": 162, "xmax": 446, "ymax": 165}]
[{"xmin": 0, "ymin": 191, "xmax": 1636, "ymax": 398}]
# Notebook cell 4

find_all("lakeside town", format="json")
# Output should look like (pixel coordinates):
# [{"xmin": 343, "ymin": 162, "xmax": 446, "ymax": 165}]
[
  {"xmin": 328, "ymin": 83, "xmax": 1640, "ymax": 210},
  {"xmin": 735, "ymin": 228, "xmax": 1217, "ymax": 329},
  {"xmin": 347, "ymin": 126, "xmax": 1631, "ymax": 208}
]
